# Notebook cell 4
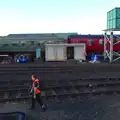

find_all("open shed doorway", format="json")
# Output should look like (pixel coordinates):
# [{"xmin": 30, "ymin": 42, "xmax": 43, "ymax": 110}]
[{"xmin": 67, "ymin": 46, "xmax": 74, "ymax": 59}]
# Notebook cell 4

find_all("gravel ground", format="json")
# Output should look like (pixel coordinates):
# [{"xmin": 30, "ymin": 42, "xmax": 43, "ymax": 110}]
[{"xmin": 0, "ymin": 95, "xmax": 120, "ymax": 120}]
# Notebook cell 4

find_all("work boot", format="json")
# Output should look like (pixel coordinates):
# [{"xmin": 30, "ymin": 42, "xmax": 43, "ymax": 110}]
[{"xmin": 42, "ymin": 105, "xmax": 47, "ymax": 112}]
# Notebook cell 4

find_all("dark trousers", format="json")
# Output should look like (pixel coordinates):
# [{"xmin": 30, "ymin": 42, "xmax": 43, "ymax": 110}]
[{"xmin": 31, "ymin": 93, "xmax": 44, "ymax": 108}]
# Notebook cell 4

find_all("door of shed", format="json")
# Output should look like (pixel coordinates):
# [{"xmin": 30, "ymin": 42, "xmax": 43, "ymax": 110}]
[
  {"xmin": 74, "ymin": 45, "xmax": 86, "ymax": 60},
  {"xmin": 45, "ymin": 45, "xmax": 56, "ymax": 61},
  {"xmin": 56, "ymin": 45, "xmax": 66, "ymax": 61}
]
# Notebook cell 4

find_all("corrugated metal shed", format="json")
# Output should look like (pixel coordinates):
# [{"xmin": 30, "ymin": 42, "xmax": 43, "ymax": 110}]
[{"xmin": 45, "ymin": 44, "xmax": 86, "ymax": 61}]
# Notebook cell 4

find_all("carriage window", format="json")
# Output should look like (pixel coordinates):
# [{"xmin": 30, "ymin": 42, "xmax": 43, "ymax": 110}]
[
  {"xmin": 12, "ymin": 43, "xmax": 19, "ymax": 47},
  {"xmin": 88, "ymin": 40, "xmax": 94, "ymax": 46},
  {"xmin": 2, "ymin": 44, "xmax": 9, "ymax": 47},
  {"xmin": 80, "ymin": 40, "xmax": 84, "ymax": 43},
  {"xmin": 20, "ymin": 41, "xmax": 26, "ymax": 46},
  {"xmin": 99, "ymin": 39, "xmax": 104, "ymax": 46},
  {"xmin": 75, "ymin": 40, "xmax": 78, "ymax": 43},
  {"xmin": 21, "ymin": 43, "xmax": 25, "ymax": 46},
  {"xmin": 31, "ymin": 41, "xmax": 34, "ymax": 45}
]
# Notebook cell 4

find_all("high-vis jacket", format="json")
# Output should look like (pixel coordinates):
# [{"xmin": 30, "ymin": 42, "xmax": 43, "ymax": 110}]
[{"xmin": 32, "ymin": 79, "xmax": 40, "ymax": 94}]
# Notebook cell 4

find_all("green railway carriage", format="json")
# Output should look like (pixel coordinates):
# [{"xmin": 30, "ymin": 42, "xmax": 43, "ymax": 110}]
[{"xmin": 0, "ymin": 33, "xmax": 77, "ymax": 62}]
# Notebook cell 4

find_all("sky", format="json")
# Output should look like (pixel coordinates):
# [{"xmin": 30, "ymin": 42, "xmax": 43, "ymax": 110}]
[{"xmin": 0, "ymin": 0, "xmax": 120, "ymax": 36}]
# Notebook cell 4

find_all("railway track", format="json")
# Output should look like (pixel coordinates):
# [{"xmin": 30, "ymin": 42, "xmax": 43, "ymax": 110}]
[
  {"xmin": 0, "ymin": 77, "xmax": 120, "ymax": 87},
  {"xmin": 0, "ymin": 63, "xmax": 120, "ymax": 73},
  {"xmin": 0, "ymin": 78, "xmax": 120, "ymax": 103},
  {"xmin": 0, "ymin": 86, "xmax": 120, "ymax": 103}
]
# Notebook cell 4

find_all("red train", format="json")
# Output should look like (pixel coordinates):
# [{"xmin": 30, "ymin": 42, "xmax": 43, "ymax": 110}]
[{"xmin": 65, "ymin": 34, "xmax": 120, "ymax": 55}]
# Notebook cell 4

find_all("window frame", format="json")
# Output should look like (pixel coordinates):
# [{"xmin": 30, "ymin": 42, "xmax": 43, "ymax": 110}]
[
  {"xmin": 88, "ymin": 39, "xmax": 95, "ymax": 46},
  {"xmin": 99, "ymin": 39, "xmax": 104, "ymax": 46},
  {"xmin": 80, "ymin": 40, "xmax": 85, "ymax": 43},
  {"xmin": 74, "ymin": 40, "xmax": 78, "ymax": 43},
  {"xmin": 11, "ymin": 43, "xmax": 19, "ymax": 47},
  {"xmin": 2, "ymin": 44, "xmax": 9, "ymax": 47}
]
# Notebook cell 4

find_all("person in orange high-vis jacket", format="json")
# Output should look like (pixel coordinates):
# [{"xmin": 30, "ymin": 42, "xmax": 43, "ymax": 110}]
[{"xmin": 29, "ymin": 75, "xmax": 47, "ymax": 111}]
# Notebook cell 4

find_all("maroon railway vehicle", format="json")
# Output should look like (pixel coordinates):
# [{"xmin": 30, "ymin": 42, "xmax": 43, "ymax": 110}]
[{"xmin": 65, "ymin": 34, "xmax": 120, "ymax": 55}]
